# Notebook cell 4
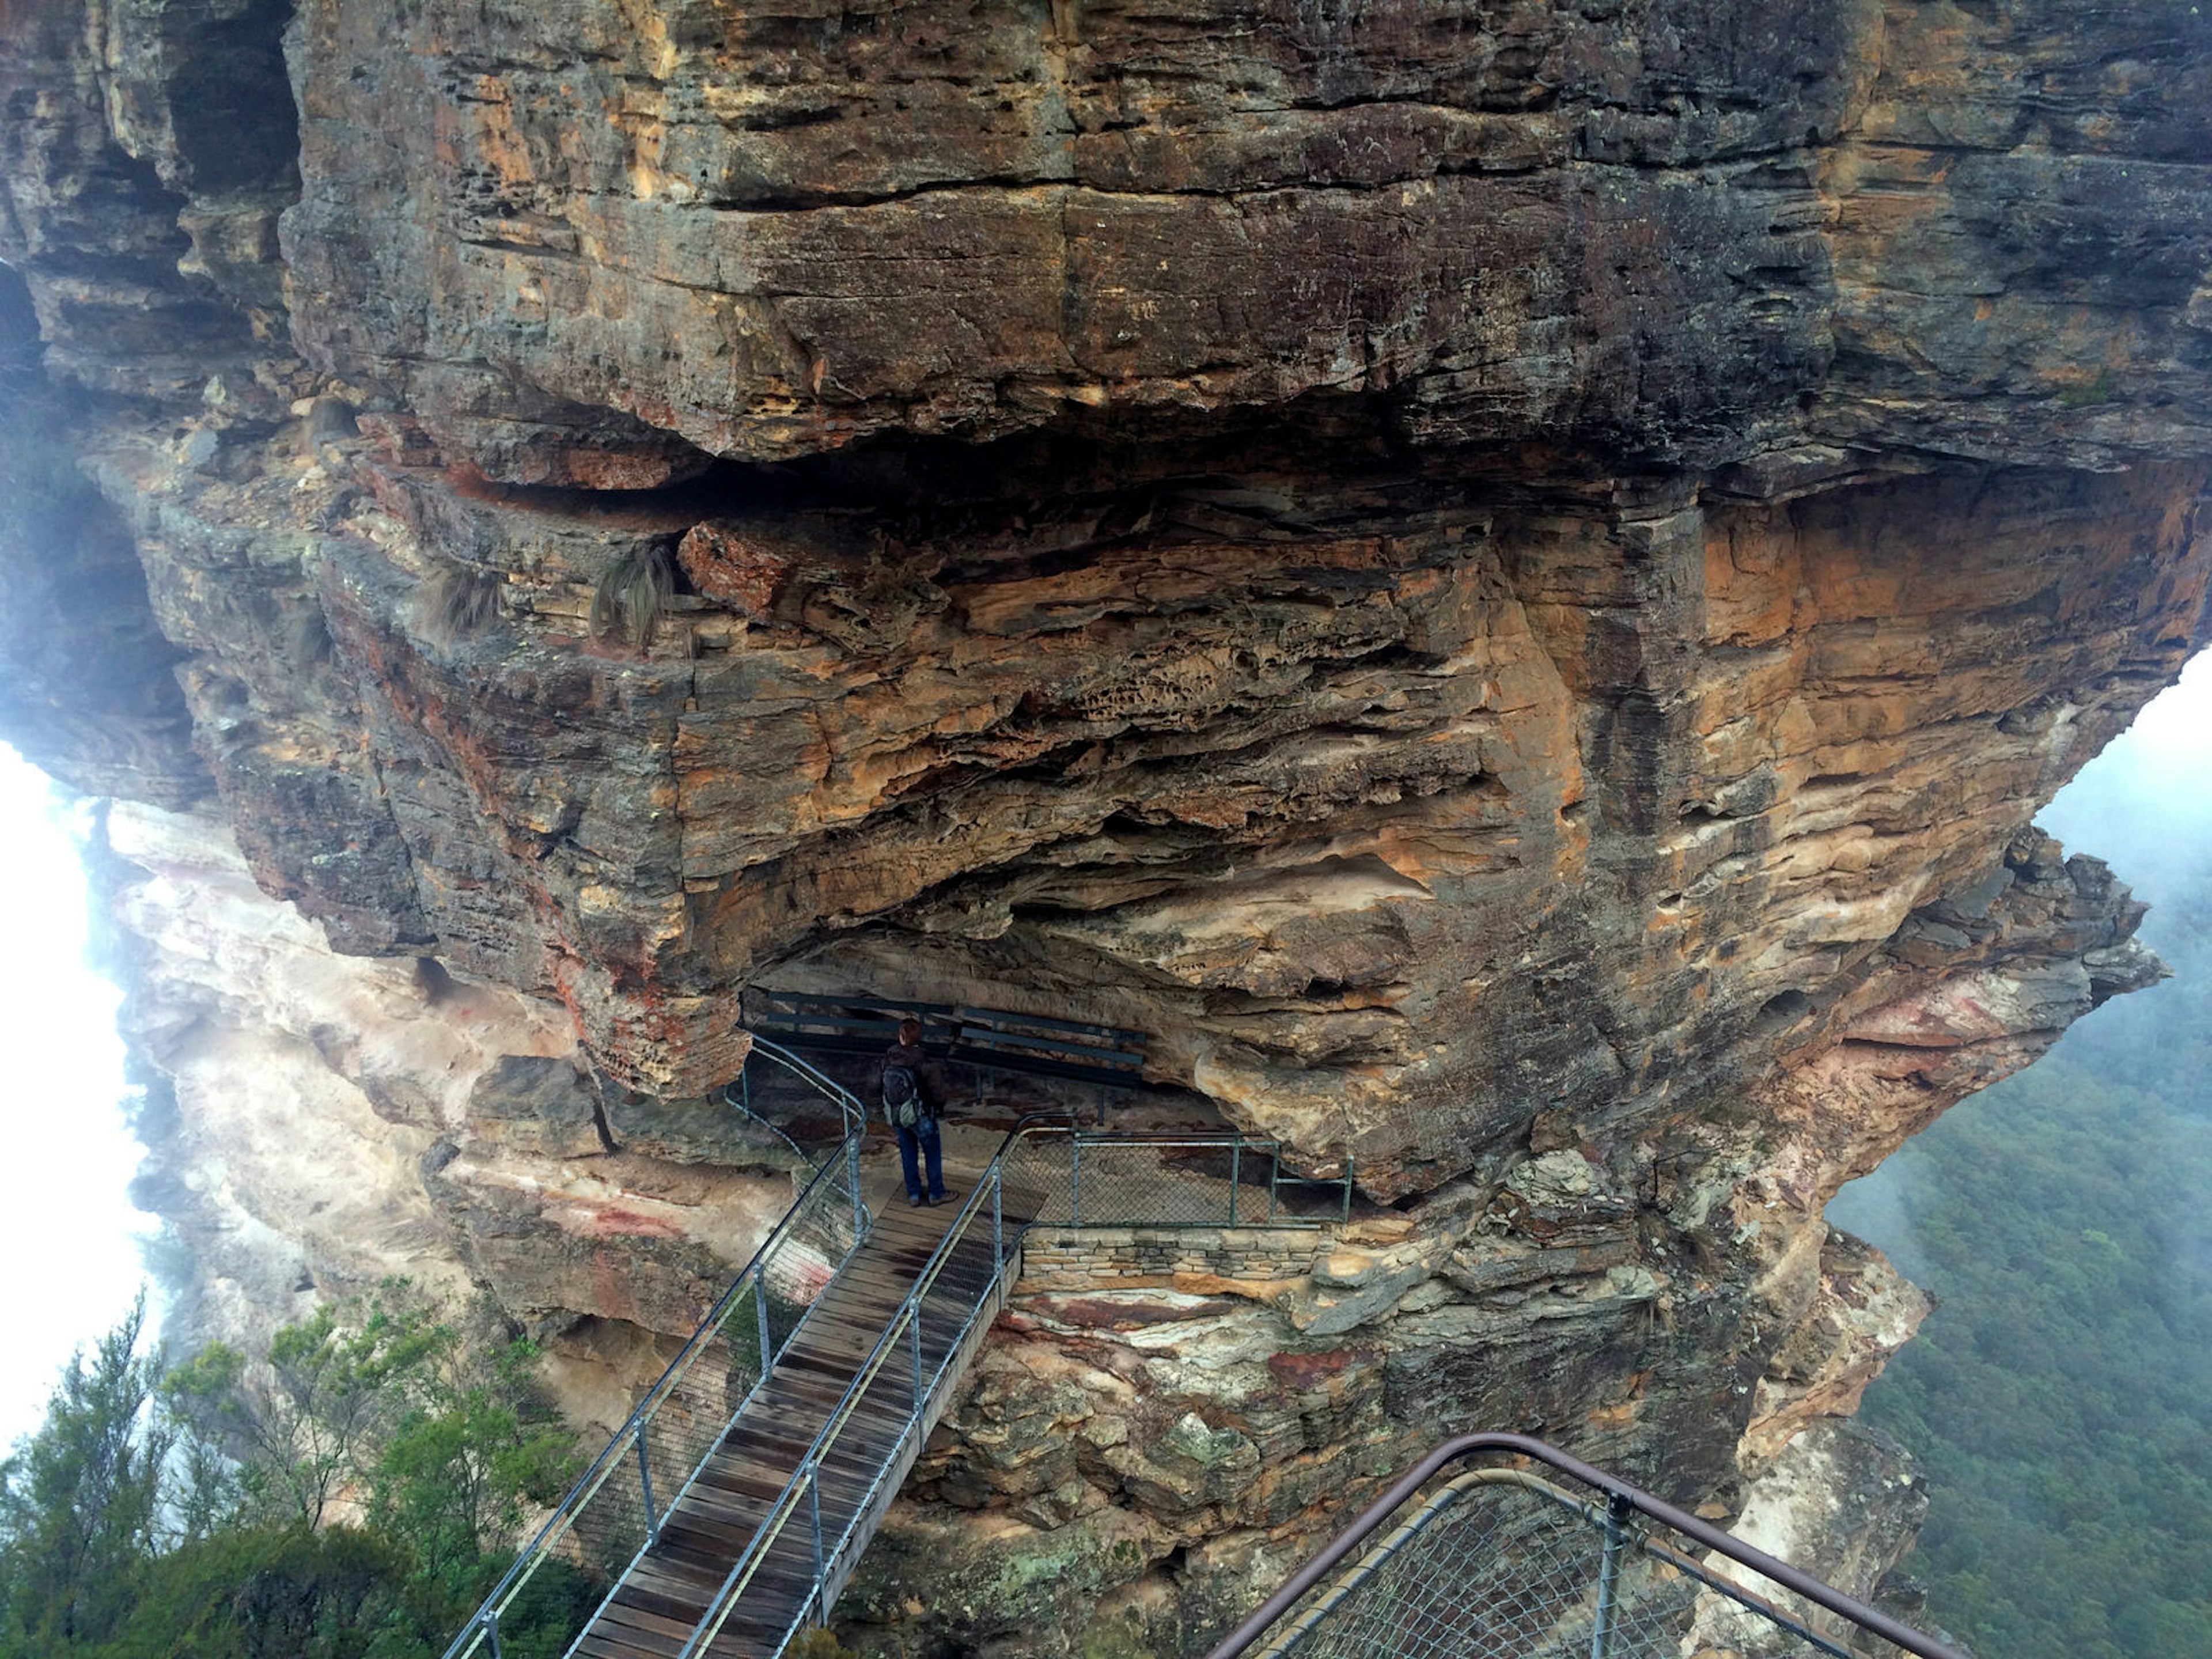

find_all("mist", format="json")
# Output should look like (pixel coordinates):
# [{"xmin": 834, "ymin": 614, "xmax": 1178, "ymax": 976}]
[
  {"xmin": 1830, "ymin": 650, "xmax": 2212, "ymax": 1252},
  {"xmin": 2043, "ymin": 652, "xmax": 2212, "ymax": 964},
  {"xmin": 1824, "ymin": 649, "xmax": 2212, "ymax": 1653},
  {"xmin": 0, "ymin": 746, "xmax": 152, "ymax": 1447}
]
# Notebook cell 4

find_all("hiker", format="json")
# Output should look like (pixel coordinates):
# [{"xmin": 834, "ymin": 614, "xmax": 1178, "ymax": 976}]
[{"xmin": 881, "ymin": 1018, "xmax": 950, "ymax": 1206}]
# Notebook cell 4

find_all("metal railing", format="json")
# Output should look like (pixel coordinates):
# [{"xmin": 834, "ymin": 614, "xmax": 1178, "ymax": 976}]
[
  {"xmin": 1009, "ymin": 1123, "xmax": 1355, "ymax": 1228},
  {"xmin": 1204, "ymin": 1434, "xmax": 1968, "ymax": 1659},
  {"xmin": 729, "ymin": 1034, "xmax": 873, "ymax": 1172},
  {"xmin": 666, "ymin": 1118, "xmax": 1355, "ymax": 1657},
  {"xmin": 442, "ymin": 1090, "xmax": 1354, "ymax": 1659},
  {"xmin": 439, "ymin": 1043, "xmax": 872, "ymax": 1659}
]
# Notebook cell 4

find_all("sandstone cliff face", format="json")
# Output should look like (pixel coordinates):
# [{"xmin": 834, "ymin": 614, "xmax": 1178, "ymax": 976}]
[{"xmin": 4, "ymin": 0, "xmax": 2211, "ymax": 1650}]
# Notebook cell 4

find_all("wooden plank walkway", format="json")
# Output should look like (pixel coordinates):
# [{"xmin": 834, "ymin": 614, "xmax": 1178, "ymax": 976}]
[{"xmin": 574, "ymin": 1196, "xmax": 1022, "ymax": 1659}]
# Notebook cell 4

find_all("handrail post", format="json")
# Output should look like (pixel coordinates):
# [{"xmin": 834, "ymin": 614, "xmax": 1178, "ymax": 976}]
[
  {"xmin": 991, "ymin": 1164, "xmax": 1003, "ymax": 1264},
  {"xmin": 1342, "ymin": 1158, "xmax": 1355, "ymax": 1224},
  {"xmin": 908, "ymin": 1309, "xmax": 923, "ymax": 1412},
  {"xmin": 635, "ymin": 1431, "xmax": 660, "ymax": 1546},
  {"xmin": 483, "ymin": 1610, "xmax": 502, "ymax": 1659},
  {"xmin": 847, "ymin": 1128, "xmax": 865, "ymax": 1239},
  {"xmin": 1591, "ymin": 1491, "xmax": 1630, "ymax": 1659},
  {"xmin": 1071, "ymin": 1135, "xmax": 1082, "ymax": 1226},
  {"xmin": 756, "ymin": 1278, "xmax": 772, "ymax": 1373},
  {"xmin": 809, "ymin": 1463, "xmax": 827, "ymax": 1621},
  {"xmin": 1268, "ymin": 1148, "xmax": 1280, "ymax": 1223},
  {"xmin": 1229, "ymin": 1135, "xmax": 1242, "ymax": 1226}
]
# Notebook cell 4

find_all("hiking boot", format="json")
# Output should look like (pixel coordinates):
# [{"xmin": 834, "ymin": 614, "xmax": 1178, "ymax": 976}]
[{"xmin": 906, "ymin": 1194, "xmax": 926, "ymax": 1207}]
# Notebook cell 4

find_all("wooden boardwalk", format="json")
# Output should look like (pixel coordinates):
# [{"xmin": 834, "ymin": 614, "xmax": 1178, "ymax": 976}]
[{"xmin": 574, "ymin": 1196, "xmax": 1018, "ymax": 1659}]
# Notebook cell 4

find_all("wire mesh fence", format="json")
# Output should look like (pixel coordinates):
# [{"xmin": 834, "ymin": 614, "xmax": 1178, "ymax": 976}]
[
  {"xmin": 1003, "ymin": 1128, "xmax": 1353, "ymax": 1228},
  {"xmin": 449, "ymin": 1108, "xmax": 1357, "ymax": 1659},
  {"xmin": 1215, "ymin": 1446, "xmax": 1955, "ymax": 1659},
  {"xmin": 1252, "ymin": 1480, "xmax": 1713, "ymax": 1659},
  {"xmin": 442, "ymin": 1115, "xmax": 869, "ymax": 1659}
]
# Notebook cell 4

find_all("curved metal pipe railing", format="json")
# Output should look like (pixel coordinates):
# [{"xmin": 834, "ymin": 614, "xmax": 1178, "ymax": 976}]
[
  {"xmin": 1201, "ymin": 1433, "xmax": 1971, "ymax": 1659},
  {"xmin": 743, "ymin": 1034, "xmax": 871, "ymax": 1145},
  {"xmin": 439, "ymin": 1041, "xmax": 873, "ymax": 1659}
]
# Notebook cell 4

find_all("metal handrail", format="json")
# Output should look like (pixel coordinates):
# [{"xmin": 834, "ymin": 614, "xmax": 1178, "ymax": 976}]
[
  {"xmin": 1248, "ymin": 1469, "xmax": 1880, "ymax": 1659},
  {"xmin": 672, "ymin": 1116, "xmax": 1353, "ymax": 1657},
  {"xmin": 677, "ymin": 1113, "xmax": 1083, "ymax": 1657},
  {"xmin": 675, "ymin": 1123, "xmax": 1036, "ymax": 1657},
  {"xmin": 443, "ymin": 1085, "xmax": 1353, "ymax": 1659},
  {"xmin": 439, "ymin": 1044, "xmax": 874, "ymax": 1659},
  {"xmin": 1201, "ymin": 1433, "xmax": 1971, "ymax": 1659},
  {"xmin": 725, "ymin": 1039, "xmax": 862, "ymax": 1238},
  {"xmin": 745, "ymin": 1033, "xmax": 870, "ymax": 1143}
]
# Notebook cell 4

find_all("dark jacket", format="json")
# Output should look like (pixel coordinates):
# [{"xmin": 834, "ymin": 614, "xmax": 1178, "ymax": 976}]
[{"xmin": 879, "ymin": 1041, "xmax": 948, "ymax": 1121}]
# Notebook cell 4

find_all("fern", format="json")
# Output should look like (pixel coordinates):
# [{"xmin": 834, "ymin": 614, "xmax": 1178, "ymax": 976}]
[
  {"xmin": 283, "ymin": 605, "xmax": 334, "ymax": 667},
  {"xmin": 589, "ymin": 544, "xmax": 674, "ymax": 650},
  {"xmin": 418, "ymin": 564, "xmax": 501, "ymax": 647}
]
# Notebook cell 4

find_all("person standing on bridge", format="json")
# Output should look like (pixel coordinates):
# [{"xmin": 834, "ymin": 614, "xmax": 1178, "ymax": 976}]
[{"xmin": 881, "ymin": 1018, "xmax": 951, "ymax": 1207}]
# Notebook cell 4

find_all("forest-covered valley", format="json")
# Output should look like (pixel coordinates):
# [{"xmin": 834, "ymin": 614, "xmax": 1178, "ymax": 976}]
[{"xmin": 1832, "ymin": 688, "xmax": 2212, "ymax": 1658}]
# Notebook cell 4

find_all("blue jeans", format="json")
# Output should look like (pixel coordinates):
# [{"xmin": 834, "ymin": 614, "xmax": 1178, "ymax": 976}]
[{"xmin": 896, "ymin": 1116, "xmax": 945, "ymax": 1202}]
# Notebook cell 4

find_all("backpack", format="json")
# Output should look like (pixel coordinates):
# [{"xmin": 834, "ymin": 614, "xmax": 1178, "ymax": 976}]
[{"xmin": 881, "ymin": 1061, "xmax": 925, "ymax": 1129}]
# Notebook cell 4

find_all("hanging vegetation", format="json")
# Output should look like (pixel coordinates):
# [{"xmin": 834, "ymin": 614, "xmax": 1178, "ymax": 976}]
[{"xmin": 588, "ymin": 545, "xmax": 673, "ymax": 651}]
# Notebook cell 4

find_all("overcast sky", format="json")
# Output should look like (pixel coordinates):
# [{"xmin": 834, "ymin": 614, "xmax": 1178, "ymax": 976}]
[
  {"xmin": 0, "ymin": 744, "xmax": 151, "ymax": 1446},
  {"xmin": 1, "ymin": 652, "xmax": 2207, "ymax": 1448},
  {"xmin": 2039, "ymin": 649, "xmax": 2212, "ymax": 908}
]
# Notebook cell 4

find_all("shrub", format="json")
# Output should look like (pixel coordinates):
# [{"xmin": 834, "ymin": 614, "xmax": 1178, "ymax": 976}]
[
  {"xmin": 2, "ymin": 1287, "xmax": 584, "ymax": 1659},
  {"xmin": 101, "ymin": 1524, "xmax": 410, "ymax": 1659},
  {"xmin": 0, "ymin": 1296, "xmax": 169, "ymax": 1654}
]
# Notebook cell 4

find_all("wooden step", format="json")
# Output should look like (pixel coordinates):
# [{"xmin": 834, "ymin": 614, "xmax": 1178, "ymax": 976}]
[
  {"xmin": 620, "ymin": 1551, "xmax": 820, "ymax": 1623},
  {"xmin": 623, "ymin": 1543, "xmax": 817, "ymax": 1605},
  {"xmin": 573, "ymin": 1197, "xmax": 1016, "ymax": 1659},
  {"xmin": 699, "ymin": 1435, "xmax": 898, "ymax": 1490},
  {"xmin": 690, "ymin": 1448, "xmax": 892, "ymax": 1500},
  {"xmin": 628, "ymin": 1555, "xmax": 816, "ymax": 1614},
  {"xmin": 577, "ymin": 1603, "xmax": 690, "ymax": 1659}
]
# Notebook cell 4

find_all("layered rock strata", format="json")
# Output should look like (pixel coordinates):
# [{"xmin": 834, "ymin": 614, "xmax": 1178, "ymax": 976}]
[{"xmin": 4, "ymin": 0, "xmax": 2212, "ymax": 1652}]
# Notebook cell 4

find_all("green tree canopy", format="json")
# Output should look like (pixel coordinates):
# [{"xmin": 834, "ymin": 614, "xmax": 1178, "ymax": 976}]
[
  {"xmin": 0, "ymin": 1283, "xmax": 581, "ymax": 1659},
  {"xmin": 1834, "ymin": 840, "xmax": 2212, "ymax": 1657}
]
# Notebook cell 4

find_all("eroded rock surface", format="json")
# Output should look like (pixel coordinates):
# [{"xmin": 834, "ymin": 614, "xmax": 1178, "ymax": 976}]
[
  {"xmin": 103, "ymin": 801, "xmax": 796, "ymax": 1422},
  {"xmin": 4, "ymin": 0, "xmax": 2211, "ymax": 1652}
]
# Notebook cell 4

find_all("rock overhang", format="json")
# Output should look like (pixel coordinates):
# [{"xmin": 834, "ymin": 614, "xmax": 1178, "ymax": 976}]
[{"xmin": 3, "ymin": 5, "xmax": 2212, "ymax": 1637}]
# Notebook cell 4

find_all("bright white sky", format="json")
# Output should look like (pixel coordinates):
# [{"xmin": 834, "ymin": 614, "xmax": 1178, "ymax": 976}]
[
  {"xmin": 2104, "ymin": 646, "xmax": 2212, "ymax": 775},
  {"xmin": 0, "ymin": 652, "xmax": 2206, "ymax": 1449},
  {"xmin": 2042, "ymin": 649, "xmax": 2212, "ymax": 874},
  {"xmin": 0, "ymin": 744, "xmax": 154, "ymax": 1447}
]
